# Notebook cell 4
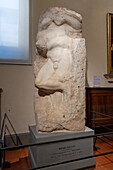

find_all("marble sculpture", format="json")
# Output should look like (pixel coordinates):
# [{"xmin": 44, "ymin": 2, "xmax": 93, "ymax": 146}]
[{"xmin": 34, "ymin": 7, "xmax": 86, "ymax": 132}]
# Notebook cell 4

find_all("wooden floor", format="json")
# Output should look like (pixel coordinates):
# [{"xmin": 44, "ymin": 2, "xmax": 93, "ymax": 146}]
[{"xmin": 2, "ymin": 136, "xmax": 113, "ymax": 170}]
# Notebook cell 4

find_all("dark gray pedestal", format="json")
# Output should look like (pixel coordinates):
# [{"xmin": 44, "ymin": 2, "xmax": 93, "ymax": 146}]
[{"xmin": 29, "ymin": 125, "xmax": 95, "ymax": 170}]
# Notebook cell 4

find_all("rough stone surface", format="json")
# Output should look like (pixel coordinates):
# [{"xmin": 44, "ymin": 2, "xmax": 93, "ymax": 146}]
[{"xmin": 34, "ymin": 7, "xmax": 86, "ymax": 132}]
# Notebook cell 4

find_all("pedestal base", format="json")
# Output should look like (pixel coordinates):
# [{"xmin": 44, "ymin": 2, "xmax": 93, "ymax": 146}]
[{"xmin": 29, "ymin": 125, "xmax": 95, "ymax": 170}]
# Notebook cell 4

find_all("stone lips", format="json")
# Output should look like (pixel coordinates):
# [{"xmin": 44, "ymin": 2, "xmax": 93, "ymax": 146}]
[{"xmin": 34, "ymin": 7, "xmax": 86, "ymax": 132}]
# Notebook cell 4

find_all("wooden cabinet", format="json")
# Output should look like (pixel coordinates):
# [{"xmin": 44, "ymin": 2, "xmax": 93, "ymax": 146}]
[{"xmin": 86, "ymin": 87, "xmax": 113, "ymax": 128}]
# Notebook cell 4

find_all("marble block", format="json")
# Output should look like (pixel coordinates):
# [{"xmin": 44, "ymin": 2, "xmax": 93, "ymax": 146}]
[
  {"xmin": 34, "ymin": 7, "xmax": 86, "ymax": 132},
  {"xmin": 29, "ymin": 125, "xmax": 95, "ymax": 170}
]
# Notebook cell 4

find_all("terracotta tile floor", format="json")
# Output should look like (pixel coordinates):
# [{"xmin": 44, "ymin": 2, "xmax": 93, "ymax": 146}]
[
  {"xmin": 2, "ymin": 136, "xmax": 113, "ymax": 170},
  {"xmin": 3, "ymin": 148, "xmax": 31, "ymax": 170},
  {"xmin": 89, "ymin": 136, "xmax": 113, "ymax": 170}
]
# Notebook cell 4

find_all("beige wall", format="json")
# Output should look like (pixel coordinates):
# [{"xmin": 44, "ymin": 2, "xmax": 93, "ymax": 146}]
[
  {"xmin": 0, "ymin": 0, "xmax": 113, "ymax": 133},
  {"xmin": 0, "ymin": 65, "xmax": 35, "ymax": 133},
  {"xmin": 35, "ymin": 0, "xmax": 113, "ymax": 87}
]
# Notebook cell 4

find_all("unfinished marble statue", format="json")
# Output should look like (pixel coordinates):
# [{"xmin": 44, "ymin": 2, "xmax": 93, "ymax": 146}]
[{"xmin": 34, "ymin": 7, "xmax": 86, "ymax": 132}]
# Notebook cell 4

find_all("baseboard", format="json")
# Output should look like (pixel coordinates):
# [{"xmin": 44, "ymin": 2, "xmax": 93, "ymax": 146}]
[{"xmin": 5, "ymin": 132, "xmax": 30, "ymax": 147}]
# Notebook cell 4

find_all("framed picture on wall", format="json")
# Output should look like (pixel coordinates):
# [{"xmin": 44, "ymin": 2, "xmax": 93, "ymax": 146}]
[{"xmin": 107, "ymin": 13, "xmax": 113, "ymax": 73}]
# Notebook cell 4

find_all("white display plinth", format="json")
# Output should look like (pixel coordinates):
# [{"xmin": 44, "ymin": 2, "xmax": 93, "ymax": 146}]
[{"xmin": 29, "ymin": 125, "xmax": 95, "ymax": 170}]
